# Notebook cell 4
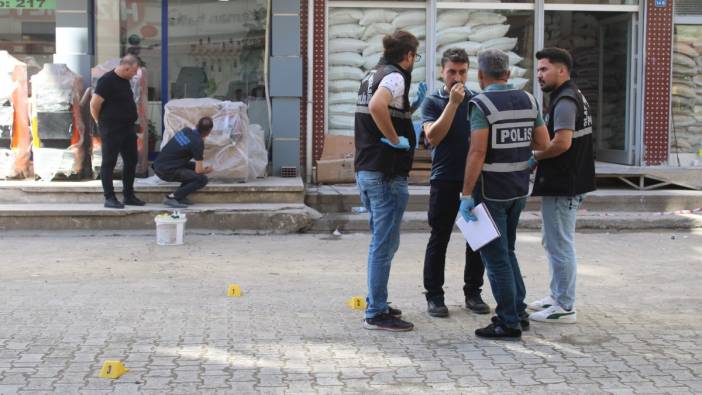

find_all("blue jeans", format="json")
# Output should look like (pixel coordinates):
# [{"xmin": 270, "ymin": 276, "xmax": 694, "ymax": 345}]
[
  {"xmin": 356, "ymin": 171, "xmax": 409, "ymax": 319},
  {"xmin": 541, "ymin": 194, "xmax": 584, "ymax": 311},
  {"xmin": 475, "ymin": 192, "xmax": 527, "ymax": 329}
]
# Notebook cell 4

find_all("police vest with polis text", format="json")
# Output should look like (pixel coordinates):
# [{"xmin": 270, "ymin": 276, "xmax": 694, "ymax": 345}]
[
  {"xmin": 354, "ymin": 62, "xmax": 416, "ymax": 177},
  {"xmin": 470, "ymin": 87, "xmax": 540, "ymax": 201},
  {"xmin": 532, "ymin": 79, "xmax": 596, "ymax": 197}
]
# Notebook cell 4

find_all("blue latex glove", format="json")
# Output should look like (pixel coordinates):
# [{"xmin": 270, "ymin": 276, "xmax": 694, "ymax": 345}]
[
  {"xmin": 459, "ymin": 195, "xmax": 477, "ymax": 222},
  {"xmin": 527, "ymin": 155, "xmax": 538, "ymax": 170},
  {"xmin": 380, "ymin": 136, "xmax": 410, "ymax": 151},
  {"xmin": 411, "ymin": 81, "xmax": 427, "ymax": 108}
]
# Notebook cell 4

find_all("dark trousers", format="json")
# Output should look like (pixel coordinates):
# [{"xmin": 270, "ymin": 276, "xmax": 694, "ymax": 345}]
[
  {"xmin": 100, "ymin": 125, "xmax": 137, "ymax": 199},
  {"xmin": 155, "ymin": 162, "xmax": 208, "ymax": 200},
  {"xmin": 423, "ymin": 179, "xmax": 485, "ymax": 303}
]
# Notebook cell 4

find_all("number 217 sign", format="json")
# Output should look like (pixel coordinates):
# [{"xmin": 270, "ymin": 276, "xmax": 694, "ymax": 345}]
[{"xmin": 0, "ymin": 0, "xmax": 56, "ymax": 9}]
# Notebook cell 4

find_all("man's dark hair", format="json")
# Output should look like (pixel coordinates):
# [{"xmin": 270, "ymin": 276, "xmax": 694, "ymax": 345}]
[
  {"xmin": 382, "ymin": 30, "xmax": 419, "ymax": 65},
  {"xmin": 196, "ymin": 117, "xmax": 213, "ymax": 134},
  {"xmin": 536, "ymin": 47, "xmax": 573, "ymax": 72},
  {"xmin": 440, "ymin": 48, "xmax": 470, "ymax": 68}
]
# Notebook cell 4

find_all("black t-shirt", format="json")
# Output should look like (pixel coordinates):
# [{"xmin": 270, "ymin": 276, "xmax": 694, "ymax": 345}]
[
  {"xmin": 154, "ymin": 128, "xmax": 205, "ymax": 172},
  {"xmin": 94, "ymin": 70, "xmax": 138, "ymax": 127}
]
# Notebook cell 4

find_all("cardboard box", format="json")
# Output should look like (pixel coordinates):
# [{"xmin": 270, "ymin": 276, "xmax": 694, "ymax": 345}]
[
  {"xmin": 316, "ymin": 157, "xmax": 355, "ymax": 184},
  {"xmin": 321, "ymin": 135, "xmax": 354, "ymax": 160}
]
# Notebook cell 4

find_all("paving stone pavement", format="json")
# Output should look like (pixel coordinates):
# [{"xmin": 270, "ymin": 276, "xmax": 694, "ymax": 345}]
[{"xmin": 0, "ymin": 230, "xmax": 701, "ymax": 394}]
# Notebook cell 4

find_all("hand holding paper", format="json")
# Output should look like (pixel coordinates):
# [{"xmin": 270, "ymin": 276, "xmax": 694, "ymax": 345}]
[
  {"xmin": 456, "ymin": 203, "xmax": 501, "ymax": 251},
  {"xmin": 459, "ymin": 195, "xmax": 477, "ymax": 222}
]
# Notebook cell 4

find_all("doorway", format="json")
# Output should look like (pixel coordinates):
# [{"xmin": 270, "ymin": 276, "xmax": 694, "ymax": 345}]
[{"xmin": 545, "ymin": 11, "xmax": 636, "ymax": 164}]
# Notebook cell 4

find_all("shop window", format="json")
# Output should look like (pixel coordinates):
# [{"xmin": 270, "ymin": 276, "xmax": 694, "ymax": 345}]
[
  {"xmin": 0, "ymin": 7, "xmax": 56, "ymax": 81},
  {"xmin": 434, "ymin": 9, "xmax": 534, "ymax": 94},
  {"xmin": 167, "ymin": 0, "xmax": 269, "ymax": 135},
  {"xmin": 327, "ymin": 5, "xmax": 427, "ymax": 137},
  {"xmin": 545, "ymin": 0, "xmax": 637, "ymax": 4},
  {"xmin": 671, "ymin": 25, "xmax": 702, "ymax": 163},
  {"xmin": 545, "ymin": 11, "xmax": 631, "ymax": 157}
]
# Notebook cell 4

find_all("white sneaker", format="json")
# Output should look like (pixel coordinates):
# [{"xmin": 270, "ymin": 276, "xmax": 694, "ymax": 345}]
[
  {"xmin": 529, "ymin": 305, "xmax": 576, "ymax": 324},
  {"xmin": 527, "ymin": 295, "xmax": 556, "ymax": 311}
]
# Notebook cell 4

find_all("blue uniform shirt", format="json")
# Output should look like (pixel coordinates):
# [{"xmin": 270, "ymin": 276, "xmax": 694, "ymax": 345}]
[{"xmin": 420, "ymin": 85, "xmax": 475, "ymax": 182}]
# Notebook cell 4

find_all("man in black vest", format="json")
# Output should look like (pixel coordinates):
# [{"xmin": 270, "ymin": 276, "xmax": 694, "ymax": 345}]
[
  {"xmin": 459, "ymin": 49, "xmax": 550, "ymax": 340},
  {"xmin": 90, "ymin": 54, "xmax": 145, "ymax": 209},
  {"xmin": 355, "ymin": 31, "xmax": 419, "ymax": 332},
  {"xmin": 420, "ymin": 48, "xmax": 489, "ymax": 318},
  {"xmin": 528, "ymin": 48, "xmax": 596, "ymax": 324}
]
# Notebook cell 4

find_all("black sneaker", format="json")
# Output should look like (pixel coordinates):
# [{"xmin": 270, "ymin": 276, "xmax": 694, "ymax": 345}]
[
  {"xmin": 465, "ymin": 294, "xmax": 491, "ymax": 314},
  {"xmin": 475, "ymin": 317, "xmax": 522, "ymax": 340},
  {"xmin": 427, "ymin": 300, "xmax": 449, "ymax": 318},
  {"xmin": 363, "ymin": 313, "xmax": 414, "ymax": 332},
  {"xmin": 104, "ymin": 196, "xmax": 124, "ymax": 209},
  {"xmin": 123, "ymin": 195, "xmax": 146, "ymax": 206},
  {"xmin": 519, "ymin": 311, "xmax": 530, "ymax": 331},
  {"xmin": 163, "ymin": 196, "xmax": 187, "ymax": 208},
  {"xmin": 178, "ymin": 197, "xmax": 194, "ymax": 205},
  {"xmin": 387, "ymin": 305, "xmax": 402, "ymax": 318}
]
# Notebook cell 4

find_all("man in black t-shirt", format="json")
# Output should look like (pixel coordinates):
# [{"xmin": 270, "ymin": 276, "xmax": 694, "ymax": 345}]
[
  {"xmin": 90, "ymin": 54, "xmax": 144, "ymax": 209},
  {"xmin": 153, "ymin": 117, "xmax": 213, "ymax": 208}
]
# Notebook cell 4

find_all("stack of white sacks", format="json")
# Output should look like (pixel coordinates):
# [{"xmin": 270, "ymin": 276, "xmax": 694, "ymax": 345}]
[
  {"xmin": 671, "ymin": 28, "xmax": 702, "ymax": 154},
  {"xmin": 434, "ymin": 10, "xmax": 528, "ymax": 93},
  {"xmin": 327, "ymin": 9, "xmax": 529, "ymax": 136},
  {"xmin": 328, "ymin": 9, "xmax": 426, "ymax": 136}
]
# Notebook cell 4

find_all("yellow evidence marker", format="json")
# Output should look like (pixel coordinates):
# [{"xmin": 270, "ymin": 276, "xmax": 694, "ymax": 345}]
[
  {"xmin": 99, "ymin": 360, "xmax": 128, "ymax": 379},
  {"xmin": 227, "ymin": 284, "xmax": 242, "ymax": 297},
  {"xmin": 347, "ymin": 296, "xmax": 366, "ymax": 310}
]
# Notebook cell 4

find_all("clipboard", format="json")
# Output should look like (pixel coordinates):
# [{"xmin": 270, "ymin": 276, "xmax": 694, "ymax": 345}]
[{"xmin": 455, "ymin": 202, "xmax": 501, "ymax": 251}]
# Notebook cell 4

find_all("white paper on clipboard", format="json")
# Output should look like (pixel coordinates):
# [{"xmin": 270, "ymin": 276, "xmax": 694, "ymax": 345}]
[{"xmin": 455, "ymin": 202, "xmax": 501, "ymax": 251}]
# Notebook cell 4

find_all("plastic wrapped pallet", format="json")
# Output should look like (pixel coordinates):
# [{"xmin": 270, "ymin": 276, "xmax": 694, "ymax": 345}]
[
  {"xmin": 163, "ymin": 98, "xmax": 267, "ymax": 181},
  {"xmin": 90, "ymin": 59, "xmax": 150, "ymax": 178},
  {"xmin": 31, "ymin": 64, "xmax": 86, "ymax": 181},
  {"xmin": 0, "ymin": 51, "xmax": 31, "ymax": 179}
]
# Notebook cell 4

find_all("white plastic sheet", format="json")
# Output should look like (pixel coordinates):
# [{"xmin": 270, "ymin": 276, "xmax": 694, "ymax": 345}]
[{"xmin": 163, "ymin": 98, "xmax": 267, "ymax": 181}]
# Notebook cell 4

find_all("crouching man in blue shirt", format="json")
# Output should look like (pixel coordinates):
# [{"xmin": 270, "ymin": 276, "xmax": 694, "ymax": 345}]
[{"xmin": 153, "ymin": 117, "xmax": 214, "ymax": 208}]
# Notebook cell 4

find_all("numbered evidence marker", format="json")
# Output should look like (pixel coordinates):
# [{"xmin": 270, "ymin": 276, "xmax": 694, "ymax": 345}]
[
  {"xmin": 347, "ymin": 296, "xmax": 366, "ymax": 310},
  {"xmin": 98, "ymin": 360, "xmax": 128, "ymax": 379},
  {"xmin": 227, "ymin": 284, "xmax": 242, "ymax": 297}
]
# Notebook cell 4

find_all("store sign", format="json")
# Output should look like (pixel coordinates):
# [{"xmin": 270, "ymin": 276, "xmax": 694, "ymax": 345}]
[
  {"xmin": 0, "ymin": 0, "xmax": 55, "ymax": 9},
  {"xmin": 654, "ymin": 0, "xmax": 667, "ymax": 7}
]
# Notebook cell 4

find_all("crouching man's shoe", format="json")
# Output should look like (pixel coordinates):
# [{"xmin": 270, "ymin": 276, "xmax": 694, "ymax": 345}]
[{"xmin": 124, "ymin": 195, "xmax": 146, "ymax": 206}]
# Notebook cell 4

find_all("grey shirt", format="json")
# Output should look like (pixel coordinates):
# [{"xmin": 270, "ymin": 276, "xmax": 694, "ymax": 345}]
[{"xmin": 553, "ymin": 98, "xmax": 577, "ymax": 132}]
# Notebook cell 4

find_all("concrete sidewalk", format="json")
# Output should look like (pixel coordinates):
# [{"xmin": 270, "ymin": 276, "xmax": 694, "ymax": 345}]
[{"xmin": 1, "ymin": 231, "xmax": 701, "ymax": 394}]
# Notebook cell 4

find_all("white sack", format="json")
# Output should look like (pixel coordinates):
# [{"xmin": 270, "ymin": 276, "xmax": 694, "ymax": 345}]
[
  {"xmin": 329, "ymin": 104, "xmax": 356, "ymax": 116},
  {"xmin": 393, "ymin": 10, "xmax": 425, "ymax": 29},
  {"xmin": 330, "ymin": 24, "xmax": 365, "ymax": 39},
  {"xmin": 438, "ymin": 41, "xmax": 481, "ymax": 56},
  {"xmin": 329, "ymin": 52, "xmax": 365, "ymax": 67},
  {"xmin": 362, "ymin": 23, "xmax": 395, "ymax": 41},
  {"xmin": 360, "ymin": 9, "xmax": 398, "ymax": 25},
  {"xmin": 437, "ymin": 12, "xmax": 471, "ymax": 29},
  {"xmin": 509, "ymin": 78, "xmax": 529, "ymax": 90},
  {"xmin": 330, "ymin": 80, "xmax": 360, "ymax": 93},
  {"xmin": 329, "ymin": 115, "xmax": 355, "ymax": 130},
  {"xmin": 467, "ymin": 12, "xmax": 507, "ymax": 27},
  {"xmin": 469, "ymin": 24, "xmax": 510, "ymax": 43},
  {"xmin": 329, "ymin": 66, "xmax": 364, "ymax": 81},
  {"xmin": 481, "ymin": 37, "xmax": 518, "ymax": 51},
  {"xmin": 329, "ymin": 92, "xmax": 357, "ymax": 105},
  {"xmin": 363, "ymin": 52, "xmax": 383, "ymax": 70},
  {"xmin": 329, "ymin": 9, "xmax": 363, "ymax": 24},
  {"xmin": 329, "ymin": 38, "xmax": 367, "ymax": 54},
  {"xmin": 437, "ymin": 26, "xmax": 474, "ymax": 46},
  {"xmin": 363, "ymin": 35, "xmax": 386, "ymax": 57}
]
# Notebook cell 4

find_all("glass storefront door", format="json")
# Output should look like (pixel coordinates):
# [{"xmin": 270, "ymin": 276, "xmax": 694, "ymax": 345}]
[{"xmin": 545, "ymin": 11, "xmax": 635, "ymax": 164}]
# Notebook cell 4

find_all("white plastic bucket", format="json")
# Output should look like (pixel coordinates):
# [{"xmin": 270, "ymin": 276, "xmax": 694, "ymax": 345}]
[{"xmin": 155, "ymin": 213, "xmax": 187, "ymax": 245}]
